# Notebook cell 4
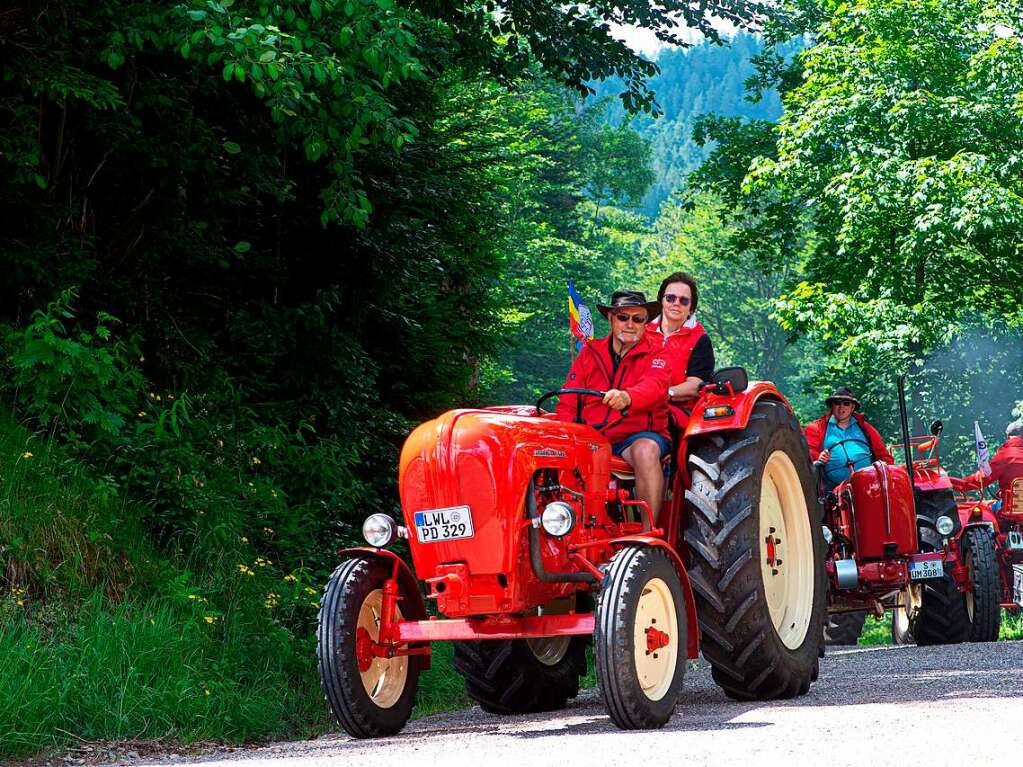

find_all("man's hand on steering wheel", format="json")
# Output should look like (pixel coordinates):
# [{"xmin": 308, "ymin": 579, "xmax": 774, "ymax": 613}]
[
  {"xmin": 818, "ymin": 448, "xmax": 832, "ymax": 464},
  {"xmin": 603, "ymin": 389, "xmax": 631, "ymax": 411}
]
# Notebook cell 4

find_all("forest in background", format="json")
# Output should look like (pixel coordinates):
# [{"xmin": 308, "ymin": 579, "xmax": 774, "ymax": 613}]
[{"xmin": 2, "ymin": 0, "xmax": 1023, "ymax": 757}]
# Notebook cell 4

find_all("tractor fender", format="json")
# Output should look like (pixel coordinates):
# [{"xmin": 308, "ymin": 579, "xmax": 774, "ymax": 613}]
[
  {"xmin": 685, "ymin": 382, "xmax": 793, "ymax": 439},
  {"xmin": 337, "ymin": 546, "xmax": 428, "ymax": 621},
  {"xmin": 609, "ymin": 536, "xmax": 700, "ymax": 659}
]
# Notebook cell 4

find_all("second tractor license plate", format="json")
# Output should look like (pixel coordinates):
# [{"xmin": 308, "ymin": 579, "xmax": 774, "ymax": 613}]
[
  {"xmin": 414, "ymin": 505, "xmax": 474, "ymax": 543},
  {"xmin": 908, "ymin": 558, "xmax": 943, "ymax": 581}
]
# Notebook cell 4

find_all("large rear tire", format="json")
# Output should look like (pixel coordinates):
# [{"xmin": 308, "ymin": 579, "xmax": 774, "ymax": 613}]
[
  {"xmin": 595, "ymin": 546, "xmax": 687, "ymax": 729},
  {"xmin": 824, "ymin": 612, "xmax": 867, "ymax": 646},
  {"xmin": 317, "ymin": 558, "xmax": 420, "ymax": 738},
  {"xmin": 963, "ymin": 526, "xmax": 1001, "ymax": 642},
  {"xmin": 452, "ymin": 635, "xmax": 586, "ymax": 714},
  {"xmin": 685, "ymin": 399, "xmax": 826, "ymax": 700}
]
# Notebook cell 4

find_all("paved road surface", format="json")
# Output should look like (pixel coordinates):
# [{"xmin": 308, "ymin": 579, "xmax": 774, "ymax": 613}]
[{"xmin": 130, "ymin": 641, "xmax": 1023, "ymax": 767}]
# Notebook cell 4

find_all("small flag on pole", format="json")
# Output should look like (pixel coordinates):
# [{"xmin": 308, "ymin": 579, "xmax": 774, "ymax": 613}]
[
  {"xmin": 567, "ymin": 281, "xmax": 594, "ymax": 353},
  {"xmin": 975, "ymin": 421, "xmax": 992, "ymax": 476}
]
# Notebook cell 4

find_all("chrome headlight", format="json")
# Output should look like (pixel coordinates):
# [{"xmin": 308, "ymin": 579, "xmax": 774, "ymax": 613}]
[
  {"xmin": 363, "ymin": 513, "xmax": 397, "ymax": 547},
  {"xmin": 821, "ymin": 525, "xmax": 834, "ymax": 544},
  {"xmin": 935, "ymin": 515, "xmax": 955, "ymax": 536},
  {"xmin": 541, "ymin": 502, "xmax": 576, "ymax": 537}
]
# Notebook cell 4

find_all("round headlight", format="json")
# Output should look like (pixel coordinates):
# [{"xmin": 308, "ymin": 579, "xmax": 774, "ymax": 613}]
[
  {"xmin": 541, "ymin": 502, "xmax": 576, "ymax": 537},
  {"xmin": 821, "ymin": 525, "xmax": 834, "ymax": 544},
  {"xmin": 363, "ymin": 513, "xmax": 397, "ymax": 547},
  {"xmin": 935, "ymin": 515, "xmax": 955, "ymax": 536}
]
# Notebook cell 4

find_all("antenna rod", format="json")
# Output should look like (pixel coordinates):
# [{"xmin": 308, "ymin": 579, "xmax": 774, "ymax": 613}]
[{"xmin": 897, "ymin": 374, "xmax": 915, "ymax": 489}]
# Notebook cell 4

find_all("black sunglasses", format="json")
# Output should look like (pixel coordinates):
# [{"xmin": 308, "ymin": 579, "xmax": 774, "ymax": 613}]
[
  {"xmin": 614, "ymin": 313, "xmax": 647, "ymax": 325},
  {"xmin": 833, "ymin": 400, "xmax": 855, "ymax": 407},
  {"xmin": 663, "ymin": 294, "xmax": 691, "ymax": 306}
]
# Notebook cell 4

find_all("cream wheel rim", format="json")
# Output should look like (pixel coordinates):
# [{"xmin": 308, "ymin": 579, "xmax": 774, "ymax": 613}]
[
  {"xmin": 526, "ymin": 636, "xmax": 571, "ymax": 666},
  {"xmin": 633, "ymin": 577, "xmax": 679, "ymax": 702},
  {"xmin": 759, "ymin": 450, "xmax": 814, "ymax": 649},
  {"xmin": 357, "ymin": 589, "xmax": 409, "ymax": 708}
]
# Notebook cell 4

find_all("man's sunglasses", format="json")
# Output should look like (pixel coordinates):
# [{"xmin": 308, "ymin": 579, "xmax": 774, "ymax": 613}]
[
  {"xmin": 663, "ymin": 294, "xmax": 691, "ymax": 306},
  {"xmin": 832, "ymin": 400, "xmax": 855, "ymax": 407},
  {"xmin": 614, "ymin": 313, "xmax": 647, "ymax": 325}
]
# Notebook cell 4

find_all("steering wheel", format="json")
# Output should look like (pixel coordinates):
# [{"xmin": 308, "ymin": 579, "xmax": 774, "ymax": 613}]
[
  {"xmin": 535, "ymin": 387, "xmax": 627, "ymax": 431},
  {"xmin": 816, "ymin": 437, "xmax": 873, "ymax": 483}
]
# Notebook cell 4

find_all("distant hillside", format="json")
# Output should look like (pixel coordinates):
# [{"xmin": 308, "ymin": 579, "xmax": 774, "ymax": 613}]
[{"xmin": 593, "ymin": 33, "xmax": 793, "ymax": 215}]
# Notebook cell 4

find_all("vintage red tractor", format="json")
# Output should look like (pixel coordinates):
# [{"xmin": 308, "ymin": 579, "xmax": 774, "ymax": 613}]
[
  {"xmin": 818, "ymin": 376, "xmax": 988, "ymax": 646},
  {"xmin": 316, "ymin": 368, "xmax": 826, "ymax": 737},
  {"xmin": 950, "ymin": 475, "xmax": 1023, "ymax": 640}
]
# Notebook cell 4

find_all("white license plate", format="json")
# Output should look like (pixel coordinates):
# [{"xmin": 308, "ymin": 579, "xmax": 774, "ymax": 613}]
[
  {"xmin": 1008, "ymin": 531, "xmax": 1023, "ymax": 551},
  {"xmin": 908, "ymin": 558, "xmax": 943, "ymax": 581},
  {"xmin": 414, "ymin": 505, "xmax": 474, "ymax": 543},
  {"xmin": 1014, "ymin": 565, "xmax": 1023, "ymax": 608}
]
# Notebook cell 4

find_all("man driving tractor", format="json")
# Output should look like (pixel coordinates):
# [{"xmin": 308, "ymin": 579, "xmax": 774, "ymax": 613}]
[
  {"xmin": 805, "ymin": 386, "xmax": 894, "ymax": 491},
  {"xmin": 555, "ymin": 290, "xmax": 672, "ymax": 522},
  {"xmin": 950, "ymin": 418, "xmax": 1023, "ymax": 504}
]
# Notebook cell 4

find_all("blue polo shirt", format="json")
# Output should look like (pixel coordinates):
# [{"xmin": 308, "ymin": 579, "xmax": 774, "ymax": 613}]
[{"xmin": 822, "ymin": 416, "xmax": 873, "ymax": 489}]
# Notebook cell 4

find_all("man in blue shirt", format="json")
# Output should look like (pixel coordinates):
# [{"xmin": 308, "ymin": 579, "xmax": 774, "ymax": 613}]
[{"xmin": 805, "ymin": 386, "xmax": 894, "ymax": 491}]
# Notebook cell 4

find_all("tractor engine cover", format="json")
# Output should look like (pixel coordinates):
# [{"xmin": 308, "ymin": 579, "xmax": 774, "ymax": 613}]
[{"xmin": 848, "ymin": 461, "xmax": 918, "ymax": 559}]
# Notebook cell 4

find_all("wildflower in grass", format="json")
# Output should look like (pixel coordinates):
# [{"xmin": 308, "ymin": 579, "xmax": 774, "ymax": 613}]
[
  {"xmin": 310, "ymin": 601, "xmax": 320, "ymax": 608},
  {"xmin": 204, "ymin": 688, "xmax": 210, "ymax": 696},
  {"xmin": 254, "ymin": 557, "xmax": 270, "ymax": 568},
  {"xmin": 240, "ymin": 536, "xmax": 249, "ymax": 543},
  {"xmin": 203, "ymin": 615, "xmax": 218, "ymax": 624},
  {"xmin": 251, "ymin": 456, "xmax": 261, "ymax": 465},
  {"xmin": 237, "ymin": 564, "xmax": 254, "ymax": 576},
  {"xmin": 264, "ymin": 591, "xmax": 280, "ymax": 609},
  {"xmin": 21, "ymin": 451, "xmax": 33, "ymax": 459},
  {"xmin": 270, "ymin": 489, "xmax": 278, "ymax": 498},
  {"xmin": 263, "ymin": 526, "xmax": 274, "ymax": 535},
  {"xmin": 304, "ymin": 587, "xmax": 317, "ymax": 596},
  {"xmin": 16, "ymin": 600, "xmax": 24, "ymax": 606},
  {"xmin": 216, "ymin": 438, "xmax": 224, "ymax": 448},
  {"xmin": 137, "ymin": 411, "xmax": 147, "ymax": 418},
  {"xmin": 283, "ymin": 574, "xmax": 297, "ymax": 583}
]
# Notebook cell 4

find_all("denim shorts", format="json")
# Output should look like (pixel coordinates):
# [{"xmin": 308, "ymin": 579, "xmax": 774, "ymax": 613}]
[{"xmin": 612, "ymin": 431, "xmax": 672, "ymax": 458}]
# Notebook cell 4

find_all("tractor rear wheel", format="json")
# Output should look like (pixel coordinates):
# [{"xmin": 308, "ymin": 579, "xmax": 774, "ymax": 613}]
[
  {"xmin": 685, "ymin": 399, "xmax": 826, "ymax": 700},
  {"xmin": 963, "ymin": 526, "xmax": 1001, "ymax": 642},
  {"xmin": 317, "ymin": 557, "xmax": 420, "ymax": 738},
  {"xmin": 824, "ymin": 612, "xmax": 867, "ymax": 646},
  {"xmin": 595, "ymin": 545, "xmax": 687, "ymax": 729},
  {"xmin": 452, "ymin": 635, "xmax": 586, "ymax": 715}
]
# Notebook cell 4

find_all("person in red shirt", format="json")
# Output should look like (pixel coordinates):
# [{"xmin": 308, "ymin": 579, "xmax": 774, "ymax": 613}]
[
  {"xmin": 804, "ymin": 386, "xmax": 894, "ymax": 490},
  {"xmin": 556, "ymin": 290, "xmax": 672, "ymax": 522},
  {"xmin": 950, "ymin": 419, "xmax": 1023, "ymax": 503},
  {"xmin": 646, "ymin": 271, "xmax": 714, "ymax": 430}
]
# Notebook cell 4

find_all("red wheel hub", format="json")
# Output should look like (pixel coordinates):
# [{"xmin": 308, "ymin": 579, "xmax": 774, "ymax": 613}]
[
  {"xmin": 645, "ymin": 626, "xmax": 670, "ymax": 653},
  {"xmin": 355, "ymin": 626, "xmax": 374, "ymax": 672}
]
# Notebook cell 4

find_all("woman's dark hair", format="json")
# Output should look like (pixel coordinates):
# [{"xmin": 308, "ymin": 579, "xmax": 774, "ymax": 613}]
[{"xmin": 657, "ymin": 271, "xmax": 699, "ymax": 314}]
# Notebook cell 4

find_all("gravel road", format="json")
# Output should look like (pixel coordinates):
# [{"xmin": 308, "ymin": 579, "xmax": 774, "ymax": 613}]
[{"xmin": 128, "ymin": 641, "xmax": 1023, "ymax": 767}]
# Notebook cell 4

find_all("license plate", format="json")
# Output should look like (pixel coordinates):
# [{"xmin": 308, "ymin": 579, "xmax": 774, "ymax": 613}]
[
  {"xmin": 413, "ymin": 505, "xmax": 474, "ymax": 543},
  {"xmin": 1014, "ymin": 565, "xmax": 1023, "ymax": 608},
  {"xmin": 908, "ymin": 558, "xmax": 943, "ymax": 581},
  {"xmin": 1008, "ymin": 531, "xmax": 1023, "ymax": 551}
]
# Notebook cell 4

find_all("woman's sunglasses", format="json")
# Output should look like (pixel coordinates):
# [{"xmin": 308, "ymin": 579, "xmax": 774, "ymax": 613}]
[{"xmin": 663, "ymin": 294, "xmax": 691, "ymax": 306}]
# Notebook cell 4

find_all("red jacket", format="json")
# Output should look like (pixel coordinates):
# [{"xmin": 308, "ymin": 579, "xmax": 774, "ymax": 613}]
[
  {"xmin": 555, "ymin": 334, "xmax": 671, "ymax": 443},
  {"xmin": 951, "ymin": 436, "xmax": 1023, "ymax": 499},
  {"xmin": 646, "ymin": 319, "xmax": 706, "ymax": 384},
  {"xmin": 804, "ymin": 412, "xmax": 894, "ymax": 464}
]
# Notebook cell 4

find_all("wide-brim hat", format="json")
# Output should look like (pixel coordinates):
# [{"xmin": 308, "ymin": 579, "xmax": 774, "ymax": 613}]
[
  {"xmin": 596, "ymin": 290, "xmax": 660, "ymax": 321},
  {"xmin": 825, "ymin": 386, "xmax": 861, "ymax": 409}
]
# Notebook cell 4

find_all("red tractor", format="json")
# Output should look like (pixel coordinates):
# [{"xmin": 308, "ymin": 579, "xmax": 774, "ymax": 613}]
[
  {"xmin": 316, "ymin": 368, "xmax": 826, "ymax": 737},
  {"xmin": 818, "ymin": 376, "xmax": 988, "ymax": 646},
  {"xmin": 950, "ymin": 476, "xmax": 1023, "ymax": 640}
]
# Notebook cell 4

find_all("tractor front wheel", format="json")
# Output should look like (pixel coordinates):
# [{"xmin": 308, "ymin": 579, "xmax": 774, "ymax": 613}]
[
  {"xmin": 685, "ymin": 399, "xmax": 826, "ymax": 700},
  {"xmin": 317, "ymin": 558, "xmax": 420, "ymax": 738},
  {"xmin": 595, "ymin": 545, "xmax": 687, "ymax": 729},
  {"xmin": 963, "ymin": 526, "xmax": 1001, "ymax": 642}
]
